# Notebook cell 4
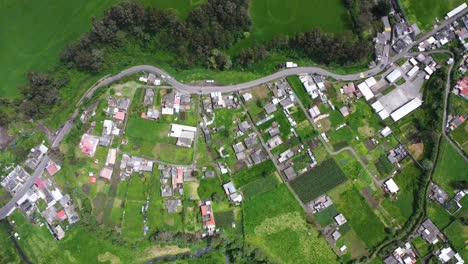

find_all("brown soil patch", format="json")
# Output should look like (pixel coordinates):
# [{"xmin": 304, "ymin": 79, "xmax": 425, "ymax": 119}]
[
  {"xmin": 138, "ymin": 246, "xmax": 190, "ymax": 262},
  {"xmin": 98, "ymin": 252, "xmax": 121, "ymax": 264},
  {"xmin": 82, "ymin": 184, "xmax": 91, "ymax": 195},
  {"xmin": 246, "ymin": 85, "xmax": 270, "ymax": 99},
  {"xmin": 361, "ymin": 187, "xmax": 378, "ymax": 209},
  {"xmin": 358, "ymin": 126, "xmax": 375, "ymax": 137},
  {"xmin": 408, "ymin": 143, "xmax": 424, "ymax": 160}
]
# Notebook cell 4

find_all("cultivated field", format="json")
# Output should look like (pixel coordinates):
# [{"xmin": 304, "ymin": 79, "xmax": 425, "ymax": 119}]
[
  {"xmin": 401, "ymin": 0, "xmax": 466, "ymax": 30},
  {"xmin": 290, "ymin": 159, "xmax": 347, "ymax": 203}
]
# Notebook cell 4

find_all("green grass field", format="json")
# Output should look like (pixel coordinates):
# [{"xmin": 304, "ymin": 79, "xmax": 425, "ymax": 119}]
[
  {"xmin": 443, "ymin": 220, "xmax": 467, "ymax": 253},
  {"xmin": 230, "ymin": 0, "xmax": 351, "ymax": 53},
  {"xmin": 0, "ymin": 221, "xmax": 21, "ymax": 264},
  {"xmin": 243, "ymin": 185, "xmax": 338, "ymax": 263},
  {"xmin": 290, "ymin": 158, "xmax": 347, "ymax": 203},
  {"xmin": 400, "ymin": 0, "xmax": 466, "ymax": 30},
  {"xmin": 451, "ymin": 122, "xmax": 468, "ymax": 153},
  {"xmin": 433, "ymin": 139, "xmax": 468, "ymax": 194},
  {"xmin": 0, "ymin": 0, "xmax": 121, "ymax": 98}
]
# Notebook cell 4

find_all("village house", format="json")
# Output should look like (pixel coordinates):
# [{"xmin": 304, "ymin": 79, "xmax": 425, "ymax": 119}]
[
  {"xmin": 429, "ymin": 183, "xmax": 449, "ymax": 205},
  {"xmin": 339, "ymin": 106, "xmax": 350, "ymax": 117},
  {"xmin": 264, "ymin": 102, "xmax": 277, "ymax": 115},
  {"xmin": 387, "ymin": 145, "xmax": 408, "ymax": 164},
  {"xmin": 242, "ymin": 92, "xmax": 253, "ymax": 102},
  {"xmin": 143, "ymin": 88, "xmax": 155, "ymax": 106},
  {"xmin": 105, "ymin": 148, "xmax": 117, "ymax": 166},
  {"xmin": 282, "ymin": 166, "xmax": 297, "ymax": 181},
  {"xmin": 334, "ymin": 213, "xmax": 347, "ymax": 226},
  {"xmin": 166, "ymin": 199, "xmax": 182, "ymax": 213},
  {"xmin": 250, "ymin": 148, "xmax": 267, "ymax": 165},
  {"xmin": 417, "ymin": 219, "xmax": 445, "ymax": 244},
  {"xmin": 223, "ymin": 181, "xmax": 243, "ymax": 205},
  {"xmin": 278, "ymin": 149, "xmax": 294, "ymax": 164},
  {"xmin": 384, "ymin": 243, "xmax": 417, "ymax": 264},
  {"xmin": 308, "ymin": 195, "xmax": 333, "ymax": 213},
  {"xmin": 232, "ymin": 142, "xmax": 245, "ymax": 153},
  {"xmin": 24, "ymin": 144, "xmax": 48, "ymax": 170},
  {"xmin": 448, "ymin": 116, "xmax": 465, "ymax": 130},
  {"xmin": 145, "ymin": 107, "xmax": 160, "ymax": 120},
  {"xmin": 238, "ymin": 121, "xmax": 251, "ymax": 133},
  {"xmin": 80, "ymin": 134, "xmax": 99, "ymax": 157},
  {"xmin": 243, "ymin": 133, "xmax": 258, "ymax": 149},
  {"xmin": 169, "ymin": 124, "xmax": 197, "ymax": 148},
  {"xmin": 45, "ymin": 161, "xmax": 61, "ymax": 176},
  {"xmin": 437, "ymin": 247, "xmax": 464, "ymax": 263},
  {"xmin": 267, "ymin": 135, "xmax": 283, "ymax": 149},
  {"xmin": 100, "ymin": 166, "xmax": 113, "ymax": 181},
  {"xmin": 384, "ymin": 178, "xmax": 400, "ymax": 194},
  {"xmin": 200, "ymin": 200, "xmax": 216, "ymax": 234}
]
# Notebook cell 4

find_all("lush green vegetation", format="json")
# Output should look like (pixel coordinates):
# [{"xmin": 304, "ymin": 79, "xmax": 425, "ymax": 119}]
[
  {"xmin": 443, "ymin": 220, "xmax": 467, "ymax": 253},
  {"xmin": 230, "ymin": 0, "xmax": 351, "ymax": 52},
  {"xmin": 232, "ymin": 160, "xmax": 276, "ymax": 187},
  {"xmin": 400, "ymin": 0, "xmax": 466, "ymax": 30},
  {"xmin": 0, "ymin": 221, "xmax": 21, "ymax": 264},
  {"xmin": 240, "ymin": 173, "xmax": 280, "ymax": 200},
  {"xmin": 451, "ymin": 122, "xmax": 468, "ymax": 153},
  {"xmin": 243, "ymin": 185, "xmax": 338, "ymax": 263},
  {"xmin": 290, "ymin": 159, "xmax": 347, "ymax": 203}
]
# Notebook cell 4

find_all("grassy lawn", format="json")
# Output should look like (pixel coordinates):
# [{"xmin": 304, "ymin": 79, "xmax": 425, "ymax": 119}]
[
  {"xmin": 433, "ymin": 138, "xmax": 468, "ymax": 194},
  {"xmin": 314, "ymin": 205, "xmax": 339, "ymax": 227},
  {"xmin": 426, "ymin": 201, "xmax": 453, "ymax": 229},
  {"xmin": 230, "ymin": 0, "xmax": 351, "ymax": 53},
  {"xmin": 381, "ymin": 164, "xmax": 422, "ymax": 225},
  {"xmin": 411, "ymin": 236, "xmax": 431, "ymax": 257},
  {"xmin": 451, "ymin": 122, "xmax": 468, "ymax": 153},
  {"xmin": 400, "ymin": 0, "xmax": 466, "ymax": 30},
  {"xmin": 0, "ymin": 188, "xmax": 12, "ymax": 208},
  {"xmin": 443, "ymin": 220, "xmax": 467, "ymax": 253},
  {"xmin": 328, "ymin": 182, "xmax": 387, "ymax": 249},
  {"xmin": 243, "ymin": 185, "xmax": 338, "ymax": 263},
  {"xmin": 290, "ymin": 158, "xmax": 347, "ymax": 203}
]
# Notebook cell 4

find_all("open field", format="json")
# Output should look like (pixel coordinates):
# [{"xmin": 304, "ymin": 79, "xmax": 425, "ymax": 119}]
[
  {"xmin": 0, "ymin": 221, "xmax": 21, "ymax": 264},
  {"xmin": 230, "ymin": 0, "xmax": 350, "ymax": 53},
  {"xmin": 451, "ymin": 122, "xmax": 468, "ymax": 153},
  {"xmin": 381, "ymin": 164, "xmax": 422, "ymax": 225},
  {"xmin": 290, "ymin": 159, "xmax": 347, "ymax": 203},
  {"xmin": 240, "ymin": 172, "xmax": 280, "ymax": 200},
  {"xmin": 232, "ymin": 160, "xmax": 276, "ymax": 187},
  {"xmin": 400, "ymin": 0, "xmax": 466, "ymax": 30},
  {"xmin": 443, "ymin": 220, "xmax": 467, "ymax": 254},
  {"xmin": 433, "ymin": 139, "xmax": 468, "ymax": 194},
  {"xmin": 329, "ymin": 182, "xmax": 387, "ymax": 249},
  {"xmin": 243, "ymin": 185, "xmax": 338, "ymax": 263}
]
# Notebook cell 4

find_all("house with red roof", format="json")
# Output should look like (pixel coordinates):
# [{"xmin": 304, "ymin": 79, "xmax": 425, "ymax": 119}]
[
  {"xmin": 114, "ymin": 111, "xmax": 126, "ymax": 121},
  {"xmin": 455, "ymin": 76, "xmax": 468, "ymax": 99},
  {"xmin": 57, "ymin": 210, "xmax": 67, "ymax": 221},
  {"xmin": 45, "ymin": 161, "xmax": 61, "ymax": 176},
  {"xmin": 80, "ymin": 134, "xmax": 99, "ymax": 157},
  {"xmin": 100, "ymin": 166, "xmax": 113, "ymax": 181},
  {"xmin": 200, "ymin": 200, "xmax": 216, "ymax": 234},
  {"xmin": 89, "ymin": 176, "xmax": 96, "ymax": 183},
  {"xmin": 35, "ymin": 178, "xmax": 45, "ymax": 190}
]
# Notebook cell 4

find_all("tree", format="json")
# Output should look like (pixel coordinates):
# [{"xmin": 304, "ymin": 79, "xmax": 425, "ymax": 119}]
[
  {"xmin": 449, "ymin": 180, "xmax": 468, "ymax": 190},
  {"xmin": 372, "ymin": 0, "xmax": 391, "ymax": 18},
  {"xmin": 211, "ymin": 191, "xmax": 224, "ymax": 202},
  {"xmin": 421, "ymin": 159, "xmax": 433, "ymax": 171}
]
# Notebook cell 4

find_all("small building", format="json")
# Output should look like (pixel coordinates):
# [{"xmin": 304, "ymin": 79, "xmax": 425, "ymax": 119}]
[
  {"xmin": 238, "ymin": 121, "xmax": 251, "ymax": 133},
  {"xmin": 357, "ymin": 82, "xmax": 375, "ymax": 101},
  {"xmin": 429, "ymin": 183, "xmax": 449, "ymax": 205},
  {"xmin": 170, "ymin": 124, "xmax": 197, "ymax": 148},
  {"xmin": 146, "ymin": 107, "xmax": 160, "ymax": 120},
  {"xmin": 380, "ymin": 127, "xmax": 392, "ymax": 137},
  {"xmin": 242, "ymin": 93, "xmax": 253, "ymax": 102},
  {"xmin": 56, "ymin": 210, "xmax": 67, "ymax": 221},
  {"xmin": 264, "ymin": 102, "xmax": 277, "ymax": 114},
  {"xmin": 232, "ymin": 142, "xmax": 246, "ymax": 153},
  {"xmin": 286, "ymin": 61, "xmax": 298, "ymax": 68},
  {"xmin": 114, "ymin": 111, "xmax": 126, "ymax": 121},
  {"xmin": 384, "ymin": 178, "xmax": 399, "ymax": 194},
  {"xmin": 144, "ymin": 88, "xmax": 155, "ymax": 106},
  {"xmin": 331, "ymin": 230, "xmax": 341, "ymax": 241},
  {"xmin": 100, "ymin": 166, "xmax": 113, "ymax": 181},
  {"xmin": 80, "ymin": 134, "xmax": 99, "ymax": 157},
  {"xmin": 334, "ymin": 213, "xmax": 347, "ymax": 226},
  {"xmin": 387, "ymin": 145, "xmax": 408, "ymax": 164},
  {"xmin": 283, "ymin": 166, "xmax": 297, "ymax": 181},
  {"xmin": 45, "ymin": 161, "xmax": 61, "ymax": 176},
  {"xmin": 201, "ymin": 201, "xmax": 216, "ymax": 233},
  {"xmin": 437, "ymin": 247, "xmax": 459, "ymax": 263},
  {"xmin": 308, "ymin": 105, "xmax": 321, "ymax": 118},
  {"xmin": 105, "ymin": 148, "xmax": 117, "ymax": 166},
  {"xmin": 223, "ymin": 181, "xmax": 243, "ymax": 204},
  {"xmin": 267, "ymin": 135, "xmax": 283, "ymax": 149},
  {"xmin": 243, "ymin": 133, "xmax": 258, "ymax": 149},
  {"xmin": 118, "ymin": 98, "xmax": 130, "ymax": 112},
  {"xmin": 386, "ymin": 69, "xmax": 403, "ymax": 83},
  {"xmin": 250, "ymin": 148, "xmax": 267, "ymax": 165},
  {"xmin": 166, "ymin": 199, "xmax": 182, "ymax": 213},
  {"xmin": 339, "ymin": 106, "xmax": 349, "ymax": 117}
]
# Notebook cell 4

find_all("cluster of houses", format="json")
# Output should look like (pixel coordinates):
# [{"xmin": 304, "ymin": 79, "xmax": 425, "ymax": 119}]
[
  {"xmin": 161, "ymin": 91, "xmax": 192, "ymax": 116},
  {"xmin": 1, "ymin": 144, "xmax": 79, "ymax": 240},
  {"xmin": 429, "ymin": 182, "xmax": 466, "ymax": 215},
  {"xmin": 159, "ymin": 165, "xmax": 189, "ymax": 199},
  {"xmin": 231, "ymin": 120, "xmax": 267, "ymax": 167},
  {"xmin": 203, "ymin": 92, "xmax": 240, "ymax": 112},
  {"xmin": 384, "ymin": 217, "xmax": 464, "ymax": 264}
]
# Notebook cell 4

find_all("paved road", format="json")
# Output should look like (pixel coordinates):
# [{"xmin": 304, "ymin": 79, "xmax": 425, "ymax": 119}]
[
  {"xmin": 1, "ymin": 8, "xmax": 466, "ymax": 220},
  {"xmin": 0, "ymin": 156, "xmax": 50, "ymax": 219}
]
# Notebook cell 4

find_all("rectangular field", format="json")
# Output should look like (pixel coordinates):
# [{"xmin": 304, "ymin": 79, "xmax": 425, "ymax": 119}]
[
  {"xmin": 290, "ymin": 158, "xmax": 347, "ymax": 203},
  {"xmin": 433, "ymin": 139, "xmax": 468, "ymax": 194},
  {"xmin": 401, "ymin": 0, "xmax": 466, "ymax": 30}
]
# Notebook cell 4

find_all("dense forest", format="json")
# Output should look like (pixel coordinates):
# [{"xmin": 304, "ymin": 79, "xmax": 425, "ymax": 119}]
[{"xmin": 1, "ymin": 0, "xmax": 389, "ymax": 124}]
